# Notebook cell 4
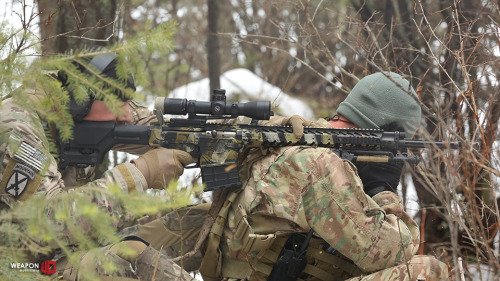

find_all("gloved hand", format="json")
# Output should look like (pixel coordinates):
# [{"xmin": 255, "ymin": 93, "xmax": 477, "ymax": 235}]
[
  {"xmin": 357, "ymin": 121, "xmax": 408, "ymax": 197},
  {"xmin": 131, "ymin": 148, "xmax": 194, "ymax": 189},
  {"xmin": 355, "ymin": 161, "xmax": 403, "ymax": 197},
  {"xmin": 259, "ymin": 115, "xmax": 328, "ymax": 139}
]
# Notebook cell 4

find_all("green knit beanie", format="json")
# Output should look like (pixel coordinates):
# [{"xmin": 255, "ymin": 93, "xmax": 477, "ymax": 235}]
[{"xmin": 337, "ymin": 72, "xmax": 421, "ymax": 139}]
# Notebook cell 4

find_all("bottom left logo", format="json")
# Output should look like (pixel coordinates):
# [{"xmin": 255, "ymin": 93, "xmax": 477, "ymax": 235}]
[{"xmin": 40, "ymin": 260, "xmax": 56, "ymax": 275}]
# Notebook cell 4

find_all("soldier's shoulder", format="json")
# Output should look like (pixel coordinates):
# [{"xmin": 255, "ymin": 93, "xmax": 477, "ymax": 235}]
[
  {"xmin": 0, "ymin": 95, "xmax": 48, "ymax": 154},
  {"xmin": 0, "ymin": 97, "xmax": 33, "ymax": 123},
  {"xmin": 129, "ymin": 99, "xmax": 147, "ymax": 109},
  {"xmin": 128, "ymin": 99, "xmax": 156, "ymax": 125}
]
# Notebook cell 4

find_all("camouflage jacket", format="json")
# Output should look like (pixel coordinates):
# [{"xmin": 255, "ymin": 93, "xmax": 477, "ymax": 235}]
[{"xmin": 0, "ymin": 84, "xmax": 156, "ymax": 225}]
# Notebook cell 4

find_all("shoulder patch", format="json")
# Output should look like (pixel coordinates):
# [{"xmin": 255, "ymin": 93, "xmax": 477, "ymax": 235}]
[
  {"xmin": 5, "ymin": 170, "xmax": 30, "ymax": 198},
  {"xmin": 1, "ymin": 159, "xmax": 42, "ymax": 201},
  {"xmin": 13, "ymin": 163, "xmax": 36, "ymax": 179},
  {"xmin": 13, "ymin": 141, "xmax": 49, "ymax": 173}
]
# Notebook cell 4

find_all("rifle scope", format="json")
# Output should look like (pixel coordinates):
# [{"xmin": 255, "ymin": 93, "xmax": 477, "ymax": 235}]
[{"xmin": 155, "ymin": 89, "xmax": 273, "ymax": 120}]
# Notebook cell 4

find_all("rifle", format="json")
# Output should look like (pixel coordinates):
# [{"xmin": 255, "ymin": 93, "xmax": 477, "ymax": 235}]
[{"xmin": 58, "ymin": 89, "xmax": 461, "ymax": 191}]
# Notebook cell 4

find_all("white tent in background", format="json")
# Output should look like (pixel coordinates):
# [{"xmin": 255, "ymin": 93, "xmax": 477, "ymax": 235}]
[{"xmin": 169, "ymin": 68, "xmax": 315, "ymax": 120}]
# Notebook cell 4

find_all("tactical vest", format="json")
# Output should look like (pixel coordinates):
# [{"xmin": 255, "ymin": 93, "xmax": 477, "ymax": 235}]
[{"xmin": 199, "ymin": 189, "xmax": 364, "ymax": 281}]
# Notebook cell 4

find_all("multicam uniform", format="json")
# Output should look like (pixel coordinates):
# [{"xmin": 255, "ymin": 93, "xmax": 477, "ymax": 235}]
[
  {"xmin": 126, "ymin": 146, "xmax": 449, "ymax": 281},
  {"xmin": 0, "ymin": 86, "xmax": 193, "ymax": 281},
  {"xmin": 215, "ymin": 145, "xmax": 448, "ymax": 280}
]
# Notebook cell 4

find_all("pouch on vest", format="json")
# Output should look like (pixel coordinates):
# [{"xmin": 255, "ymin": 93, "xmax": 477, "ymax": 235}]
[{"xmin": 267, "ymin": 230, "xmax": 313, "ymax": 281}]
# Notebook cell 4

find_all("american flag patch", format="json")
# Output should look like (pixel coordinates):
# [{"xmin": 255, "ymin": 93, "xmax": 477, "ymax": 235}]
[{"xmin": 13, "ymin": 141, "xmax": 48, "ymax": 173}]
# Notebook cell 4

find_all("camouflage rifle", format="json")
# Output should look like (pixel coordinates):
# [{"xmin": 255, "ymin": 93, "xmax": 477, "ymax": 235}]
[{"xmin": 58, "ymin": 89, "xmax": 461, "ymax": 191}]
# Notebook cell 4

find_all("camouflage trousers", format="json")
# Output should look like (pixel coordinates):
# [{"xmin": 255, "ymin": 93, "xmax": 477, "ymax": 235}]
[
  {"xmin": 345, "ymin": 255, "xmax": 448, "ymax": 281},
  {"xmin": 53, "ymin": 240, "xmax": 195, "ymax": 281},
  {"xmin": 219, "ymin": 254, "xmax": 448, "ymax": 281}
]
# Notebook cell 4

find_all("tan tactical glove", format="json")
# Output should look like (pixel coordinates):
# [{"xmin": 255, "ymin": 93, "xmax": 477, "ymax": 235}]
[
  {"xmin": 131, "ymin": 148, "xmax": 194, "ymax": 189},
  {"xmin": 259, "ymin": 115, "xmax": 331, "ymax": 139}
]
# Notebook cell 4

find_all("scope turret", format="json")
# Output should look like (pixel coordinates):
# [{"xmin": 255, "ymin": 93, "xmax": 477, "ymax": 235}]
[{"xmin": 154, "ymin": 89, "xmax": 273, "ymax": 120}]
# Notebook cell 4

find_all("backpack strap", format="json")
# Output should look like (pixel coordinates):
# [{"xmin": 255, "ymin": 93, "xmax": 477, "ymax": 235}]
[{"xmin": 199, "ymin": 189, "xmax": 241, "ymax": 281}]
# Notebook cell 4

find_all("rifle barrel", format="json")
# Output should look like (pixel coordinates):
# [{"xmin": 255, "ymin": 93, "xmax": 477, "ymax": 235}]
[{"xmin": 404, "ymin": 140, "xmax": 461, "ymax": 149}]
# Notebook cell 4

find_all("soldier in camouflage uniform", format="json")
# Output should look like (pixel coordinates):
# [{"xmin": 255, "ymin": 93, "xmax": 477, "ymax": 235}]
[
  {"xmin": 123, "ymin": 72, "xmax": 449, "ymax": 280},
  {"xmin": 0, "ymin": 49, "xmax": 194, "ymax": 281}
]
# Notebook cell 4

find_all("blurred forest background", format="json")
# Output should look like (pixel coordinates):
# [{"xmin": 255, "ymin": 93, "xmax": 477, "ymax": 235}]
[{"xmin": 1, "ymin": 0, "xmax": 500, "ymax": 280}]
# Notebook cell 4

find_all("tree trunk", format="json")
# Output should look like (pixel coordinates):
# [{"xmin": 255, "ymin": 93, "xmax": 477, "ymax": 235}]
[
  {"xmin": 206, "ymin": 0, "xmax": 221, "ymax": 94},
  {"xmin": 38, "ymin": 0, "xmax": 118, "ymax": 55}
]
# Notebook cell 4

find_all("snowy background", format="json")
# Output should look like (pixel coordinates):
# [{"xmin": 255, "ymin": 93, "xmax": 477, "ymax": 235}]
[{"xmin": 167, "ymin": 68, "xmax": 314, "ymax": 119}]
